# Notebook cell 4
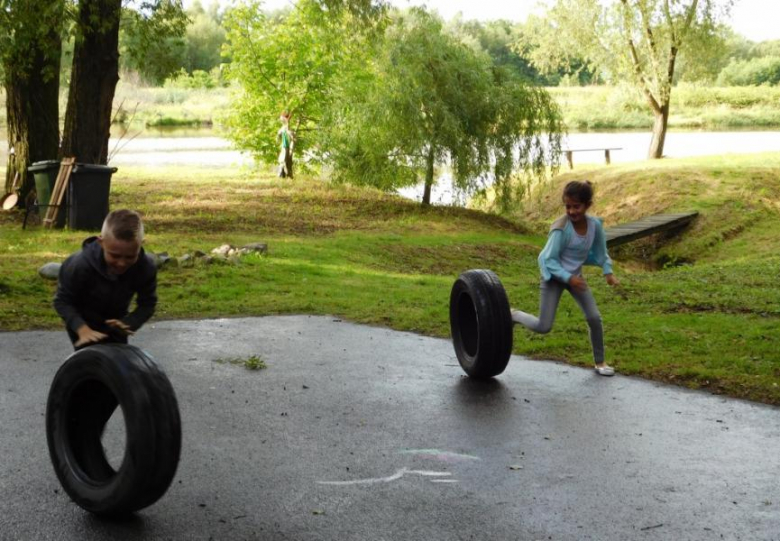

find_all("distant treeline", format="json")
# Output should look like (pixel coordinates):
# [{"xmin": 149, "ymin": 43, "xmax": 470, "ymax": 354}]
[{"xmin": 121, "ymin": 1, "xmax": 780, "ymax": 90}]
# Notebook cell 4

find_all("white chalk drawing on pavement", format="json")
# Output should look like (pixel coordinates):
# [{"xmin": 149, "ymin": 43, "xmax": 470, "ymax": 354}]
[
  {"xmin": 318, "ymin": 468, "xmax": 452, "ymax": 486},
  {"xmin": 399, "ymin": 449, "xmax": 481, "ymax": 463}
]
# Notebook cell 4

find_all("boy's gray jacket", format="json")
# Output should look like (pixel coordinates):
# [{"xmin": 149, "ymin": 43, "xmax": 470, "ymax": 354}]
[
  {"xmin": 537, "ymin": 215, "xmax": 613, "ymax": 283},
  {"xmin": 53, "ymin": 237, "xmax": 157, "ymax": 335}
]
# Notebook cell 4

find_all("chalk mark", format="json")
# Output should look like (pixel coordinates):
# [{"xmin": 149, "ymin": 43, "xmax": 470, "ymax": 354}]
[
  {"xmin": 318, "ymin": 468, "xmax": 452, "ymax": 486},
  {"xmin": 399, "ymin": 449, "xmax": 481, "ymax": 463}
]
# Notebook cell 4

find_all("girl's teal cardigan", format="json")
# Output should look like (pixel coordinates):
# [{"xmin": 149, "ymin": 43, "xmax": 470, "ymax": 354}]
[{"xmin": 537, "ymin": 214, "xmax": 614, "ymax": 284}]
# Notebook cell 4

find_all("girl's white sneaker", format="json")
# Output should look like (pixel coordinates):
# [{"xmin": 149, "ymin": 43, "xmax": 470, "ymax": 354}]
[{"xmin": 595, "ymin": 364, "xmax": 615, "ymax": 376}]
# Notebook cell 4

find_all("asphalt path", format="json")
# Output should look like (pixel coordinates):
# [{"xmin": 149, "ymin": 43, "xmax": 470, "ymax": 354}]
[{"xmin": 1, "ymin": 316, "xmax": 779, "ymax": 540}]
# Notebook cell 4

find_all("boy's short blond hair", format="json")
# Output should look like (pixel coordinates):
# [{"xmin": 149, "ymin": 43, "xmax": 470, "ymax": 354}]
[{"xmin": 101, "ymin": 209, "xmax": 144, "ymax": 242}]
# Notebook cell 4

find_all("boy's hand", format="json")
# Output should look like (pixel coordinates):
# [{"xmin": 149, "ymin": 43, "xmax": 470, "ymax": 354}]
[
  {"xmin": 605, "ymin": 274, "xmax": 620, "ymax": 287},
  {"xmin": 75, "ymin": 325, "xmax": 108, "ymax": 347},
  {"xmin": 569, "ymin": 275, "xmax": 588, "ymax": 292},
  {"xmin": 106, "ymin": 319, "xmax": 135, "ymax": 336}
]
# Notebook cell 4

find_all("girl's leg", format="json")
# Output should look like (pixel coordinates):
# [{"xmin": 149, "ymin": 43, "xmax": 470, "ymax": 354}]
[
  {"xmin": 569, "ymin": 286, "xmax": 605, "ymax": 364},
  {"xmin": 511, "ymin": 279, "xmax": 565, "ymax": 334}
]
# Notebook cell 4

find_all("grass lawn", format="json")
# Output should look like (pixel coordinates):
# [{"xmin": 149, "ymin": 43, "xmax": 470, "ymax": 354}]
[{"xmin": 1, "ymin": 155, "xmax": 779, "ymax": 405}]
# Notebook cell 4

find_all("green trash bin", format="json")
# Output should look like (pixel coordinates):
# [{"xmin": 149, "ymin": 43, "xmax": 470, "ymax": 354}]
[
  {"xmin": 67, "ymin": 164, "xmax": 118, "ymax": 231},
  {"xmin": 28, "ymin": 160, "xmax": 60, "ymax": 205},
  {"xmin": 28, "ymin": 160, "xmax": 65, "ymax": 227}
]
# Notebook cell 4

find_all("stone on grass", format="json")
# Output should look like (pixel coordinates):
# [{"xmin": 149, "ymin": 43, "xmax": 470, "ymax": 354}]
[
  {"xmin": 241, "ymin": 242, "xmax": 268, "ymax": 255},
  {"xmin": 148, "ymin": 251, "xmax": 172, "ymax": 269},
  {"xmin": 212, "ymin": 244, "xmax": 235, "ymax": 257},
  {"xmin": 38, "ymin": 262, "xmax": 61, "ymax": 280}
]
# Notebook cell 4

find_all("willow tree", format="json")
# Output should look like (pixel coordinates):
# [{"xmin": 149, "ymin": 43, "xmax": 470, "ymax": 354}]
[
  {"xmin": 323, "ymin": 9, "xmax": 562, "ymax": 208},
  {"xmin": 521, "ymin": 0, "xmax": 732, "ymax": 159},
  {"xmin": 0, "ymin": 0, "xmax": 63, "ymax": 198}
]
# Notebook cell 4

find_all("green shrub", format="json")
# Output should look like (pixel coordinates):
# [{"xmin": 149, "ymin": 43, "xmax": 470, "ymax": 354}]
[{"xmin": 717, "ymin": 56, "xmax": 780, "ymax": 86}]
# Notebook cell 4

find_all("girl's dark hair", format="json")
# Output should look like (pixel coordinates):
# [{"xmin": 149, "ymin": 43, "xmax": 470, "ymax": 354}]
[{"xmin": 562, "ymin": 180, "xmax": 594, "ymax": 204}]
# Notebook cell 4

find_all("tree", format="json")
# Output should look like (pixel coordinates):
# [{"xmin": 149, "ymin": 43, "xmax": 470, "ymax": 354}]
[
  {"xmin": 323, "ymin": 9, "xmax": 562, "ymax": 207},
  {"xmin": 1, "ymin": 0, "xmax": 64, "ymax": 198},
  {"xmin": 61, "ymin": 0, "xmax": 187, "ymax": 164},
  {"xmin": 521, "ymin": 0, "xmax": 732, "ymax": 159},
  {"xmin": 119, "ymin": 8, "xmax": 187, "ymax": 84},
  {"xmin": 447, "ymin": 17, "xmax": 575, "ymax": 86},
  {"xmin": 182, "ymin": 1, "xmax": 226, "ymax": 73},
  {"xmin": 222, "ymin": 0, "xmax": 386, "ymax": 168}
]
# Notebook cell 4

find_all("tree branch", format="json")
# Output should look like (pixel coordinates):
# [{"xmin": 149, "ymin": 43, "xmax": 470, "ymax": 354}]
[
  {"xmin": 621, "ymin": 0, "xmax": 661, "ymax": 113},
  {"xmin": 662, "ymin": 0, "xmax": 677, "ymax": 43},
  {"xmin": 639, "ymin": 2, "xmax": 657, "ymax": 54},
  {"xmin": 238, "ymin": 21, "xmax": 283, "ymax": 98}
]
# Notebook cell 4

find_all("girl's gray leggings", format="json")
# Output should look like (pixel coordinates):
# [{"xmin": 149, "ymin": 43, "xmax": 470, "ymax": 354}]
[{"xmin": 511, "ymin": 279, "xmax": 604, "ymax": 363}]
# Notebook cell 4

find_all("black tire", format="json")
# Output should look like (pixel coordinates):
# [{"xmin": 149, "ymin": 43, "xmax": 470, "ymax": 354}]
[
  {"xmin": 46, "ymin": 344, "xmax": 181, "ymax": 516},
  {"xmin": 449, "ymin": 269, "xmax": 513, "ymax": 378}
]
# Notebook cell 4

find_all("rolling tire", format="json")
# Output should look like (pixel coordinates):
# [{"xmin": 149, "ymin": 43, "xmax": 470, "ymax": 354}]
[
  {"xmin": 46, "ymin": 344, "xmax": 181, "ymax": 516},
  {"xmin": 450, "ymin": 269, "xmax": 513, "ymax": 378}
]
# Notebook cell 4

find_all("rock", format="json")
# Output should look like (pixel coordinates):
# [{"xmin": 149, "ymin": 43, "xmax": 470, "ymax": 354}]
[
  {"xmin": 241, "ymin": 242, "xmax": 268, "ymax": 255},
  {"xmin": 149, "ymin": 251, "xmax": 172, "ymax": 269},
  {"xmin": 211, "ymin": 244, "xmax": 235, "ymax": 257},
  {"xmin": 178, "ymin": 254, "xmax": 194, "ymax": 267},
  {"xmin": 193, "ymin": 250, "xmax": 206, "ymax": 258},
  {"xmin": 38, "ymin": 262, "xmax": 61, "ymax": 280},
  {"xmin": 198, "ymin": 255, "xmax": 215, "ymax": 265}
]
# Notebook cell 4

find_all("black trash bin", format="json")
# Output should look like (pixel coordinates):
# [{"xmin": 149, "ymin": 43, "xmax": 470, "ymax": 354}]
[
  {"xmin": 67, "ymin": 164, "xmax": 118, "ymax": 231},
  {"xmin": 28, "ymin": 160, "xmax": 66, "ymax": 227}
]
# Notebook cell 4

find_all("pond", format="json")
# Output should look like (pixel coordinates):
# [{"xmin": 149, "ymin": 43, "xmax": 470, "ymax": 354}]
[{"xmin": 2, "ymin": 127, "xmax": 780, "ymax": 203}]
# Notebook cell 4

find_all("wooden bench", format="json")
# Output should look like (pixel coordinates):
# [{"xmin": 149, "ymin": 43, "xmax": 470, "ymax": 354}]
[
  {"xmin": 605, "ymin": 212, "xmax": 699, "ymax": 248},
  {"xmin": 563, "ymin": 148, "xmax": 622, "ymax": 169}
]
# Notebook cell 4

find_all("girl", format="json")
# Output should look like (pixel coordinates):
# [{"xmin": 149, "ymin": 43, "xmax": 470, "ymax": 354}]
[{"xmin": 512, "ymin": 180, "xmax": 620, "ymax": 376}]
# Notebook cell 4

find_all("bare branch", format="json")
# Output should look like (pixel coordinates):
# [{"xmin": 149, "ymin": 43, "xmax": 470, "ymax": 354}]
[
  {"xmin": 620, "ymin": 0, "xmax": 661, "ymax": 113},
  {"xmin": 662, "ymin": 0, "xmax": 677, "ymax": 43}
]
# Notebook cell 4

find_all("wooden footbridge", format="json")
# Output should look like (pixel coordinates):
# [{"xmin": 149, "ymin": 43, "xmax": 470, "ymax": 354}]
[{"xmin": 605, "ymin": 211, "xmax": 699, "ymax": 248}]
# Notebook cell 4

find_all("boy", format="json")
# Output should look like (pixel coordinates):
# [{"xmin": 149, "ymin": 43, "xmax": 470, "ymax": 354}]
[{"xmin": 54, "ymin": 209, "xmax": 157, "ymax": 349}]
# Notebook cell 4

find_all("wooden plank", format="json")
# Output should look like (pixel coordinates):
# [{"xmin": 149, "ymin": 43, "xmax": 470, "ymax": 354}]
[
  {"xmin": 43, "ymin": 157, "xmax": 75, "ymax": 228},
  {"xmin": 605, "ymin": 211, "xmax": 698, "ymax": 247}
]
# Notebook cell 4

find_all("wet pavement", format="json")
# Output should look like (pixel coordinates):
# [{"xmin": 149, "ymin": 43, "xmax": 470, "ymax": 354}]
[{"xmin": 1, "ymin": 315, "xmax": 779, "ymax": 540}]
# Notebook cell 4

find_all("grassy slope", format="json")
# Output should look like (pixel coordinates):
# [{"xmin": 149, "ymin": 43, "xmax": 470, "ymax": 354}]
[{"xmin": 1, "ymin": 156, "xmax": 779, "ymax": 404}]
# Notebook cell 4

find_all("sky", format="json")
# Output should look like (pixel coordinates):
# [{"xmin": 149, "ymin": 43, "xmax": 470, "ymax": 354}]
[{"xmin": 204, "ymin": 0, "xmax": 780, "ymax": 42}]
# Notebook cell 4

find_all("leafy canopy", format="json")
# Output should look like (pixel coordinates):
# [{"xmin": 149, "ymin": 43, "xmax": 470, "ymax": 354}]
[
  {"xmin": 520, "ymin": 0, "xmax": 732, "ymax": 102},
  {"xmin": 323, "ymin": 9, "xmax": 562, "ymax": 207},
  {"xmin": 222, "ymin": 0, "xmax": 385, "ymax": 165}
]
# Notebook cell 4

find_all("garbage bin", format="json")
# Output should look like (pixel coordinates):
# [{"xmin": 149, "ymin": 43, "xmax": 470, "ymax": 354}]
[
  {"xmin": 67, "ymin": 164, "xmax": 118, "ymax": 231},
  {"xmin": 28, "ymin": 160, "xmax": 60, "ymax": 205},
  {"xmin": 28, "ymin": 160, "xmax": 66, "ymax": 227}
]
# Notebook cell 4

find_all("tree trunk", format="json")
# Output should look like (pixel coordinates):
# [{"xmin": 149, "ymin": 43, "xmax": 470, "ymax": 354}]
[
  {"xmin": 422, "ymin": 146, "xmax": 435, "ymax": 206},
  {"xmin": 3, "ymin": 19, "xmax": 62, "ymax": 202},
  {"xmin": 647, "ymin": 103, "xmax": 669, "ymax": 159},
  {"xmin": 61, "ymin": 0, "xmax": 122, "ymax": 165}
]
